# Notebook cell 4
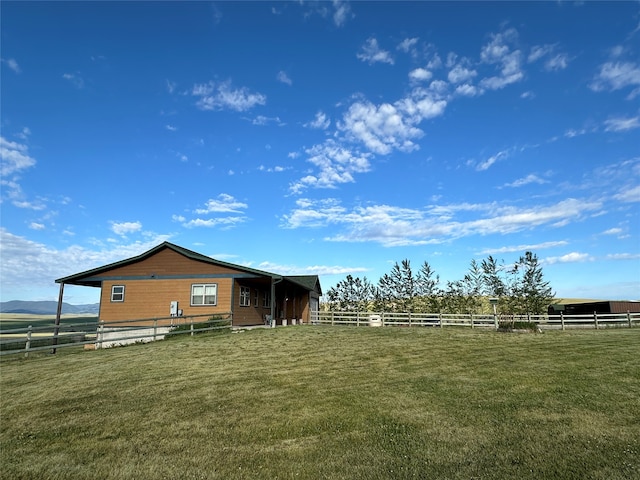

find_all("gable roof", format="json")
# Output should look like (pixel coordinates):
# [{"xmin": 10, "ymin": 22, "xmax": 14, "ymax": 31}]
[
  {"xmin": 284, "ymin": 275, "xmax": 323, "ymax": 295},
  {"xmin": 55, "ymin": 241, "xmax": 285, "ymax": 287}
]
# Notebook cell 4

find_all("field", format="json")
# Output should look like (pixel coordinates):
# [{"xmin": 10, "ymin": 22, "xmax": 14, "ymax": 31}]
[{"xmin": 1, "ymin": 326, "xmax": 639, "ymax": 479}]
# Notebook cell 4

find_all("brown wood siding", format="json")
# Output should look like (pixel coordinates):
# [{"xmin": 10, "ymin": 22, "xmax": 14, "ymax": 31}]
[
  {"xmin": 102, "ymin": 248, "xmax": 241, "ymax": 278},
  {"xmin": 100, "ymin": 278, "xmax": 233, "ymax": 325},
  {"xmin": 233, "ymin": 282, "xmax": 271, "ymax": 326}
]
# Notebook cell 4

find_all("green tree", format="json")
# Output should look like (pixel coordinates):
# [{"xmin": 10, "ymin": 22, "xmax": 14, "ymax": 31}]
[
  {"xmin": 326, "ymin": 275, "xmax": 375, "ymax": 311},
  {"xmin": 508, "ymin": 251, "xmax": 555, "ymax": 315}
]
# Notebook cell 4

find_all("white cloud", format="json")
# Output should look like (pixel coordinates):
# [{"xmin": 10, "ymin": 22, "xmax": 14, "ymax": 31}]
[
  {"xmin": 29, "ymin": 222, "xmax": 46, "ymax": 231},
  {"xmin": 62, "ymin": 72, "xmax": 84, "ymax": 89},
  {"xmin": 182, "ymin": 217, "xmax": 246, "ymax": 228},
  {"xmin": 606, "ymin": 253, "xmax": 640, "ymax": 260},
  {"xmin": 545, "ymin": 53, "xmax": 569, "ymax": 71},
  {"xmin": 602, "ymin": 227, "xmax": 623, "ymax": 235},
  {"xmin": 110, "ymin": 221, "xmax": 142, "ymax": 236},
  {"xmin": 0, "ymin": 136, "xmax": 36, "ymax": 176},
  {"xmin": 528, "ymin": 44, "xmax": 554, "ymax": 63},
  {"xmin": 397, "ymin": 37, "xmax": 419, "ymax": 53},
  {"xmin": 252, "ymin": 115, "xmax": 284, "ymax": 126},
  {"xmin": 455, "ymin": 84, "xmax": 480, "ymax": 97},
  {"xmin": 613, "ymin": 185, "xmax": 640, "ymax": 202},
  {"xmin": 1, "ymin": 58, "xmax": 21, "ymax": 74},
  {"xmin": 409, "ymin": 68, "xmax": 433, "ymax": 82},
  {"xmin": 543, "ymin": 252, "xmax": 593, "ymax": 265},
  {"xmin": 590, "ymin": 61, "xmax": 640, "ymax": 93},
  {"xmin": 503, "ymin": 173, "xmax": 549, "ymax": 188},
  {"xmin": 277, "ymin": 71, "xmax": 292, "ymax": 85},
  {"xmin": 0, "ymin": 228, "xmax": 172, "ymax": 301},
  {"xmin": 357, "ymin": 38, "xmax": 394, "ymax": 65},
  {"xmin": 165, "ymin": 124, "xmax": 177, "ymax": 131},
  {"xmin": 604, "ymin": 116, "xmax": 640, "ymax": 132},
  {"xmin": 480, "ymin": 241, "xmax": 569, "ymax": 255},
  {"xmin": 479, "ymin": 28, "xmax": 524, "ymax": 90},
  {"xmin": 194, "ymin": 193, "xmax": 248, "ymax": 214},
  {"xmin": 192, "ymin": 81, "xmax": 266, "ymax": 112},
  {"xmin": 473, "ymin": 149, "xmax": 510, "ymax": 171},
  {"xmin": 332, "ymin": 0, "xmax": 352, "ymax": 27},
  {"xmin": 447, "ymin": 64, "xmax": 477, "ymax": 84},
  {"xmin": 257, "ymin": 259, "xmax": 367, "ymax": 276},
  {"xmin": 305, "ymin": 111, "xmax": 331, "ymax": 130},
  {"xmin": 289, "ymin": 140, "xmax": 372, "ymax": 193},
  {"xmin": 282, "ymin": 197, "xmax": 602, "ymax": 246},
  {"xmin": 339, "ymin": 100, "xmax": 423, "ymax": 155},
  {"xmin": 166, "ymin": 80, "xmax": 176, "ymax": 93}
]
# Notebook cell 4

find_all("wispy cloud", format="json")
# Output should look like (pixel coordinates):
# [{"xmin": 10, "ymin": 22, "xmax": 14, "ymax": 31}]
[
  {"xmin": 332, "ymin": 0, "xmax": 352, "ymax": 27},
  {"xmin": 543, "ymin": 252, "xmax": 594, "ymax": 265},
  {"xmin": 590, "ymin": 61, "xmax": 640, "ymax": 97},
  {"xmin": 357, "ymin": 38, "xmax": 394, "ymax": 65},
  {"xmin": 480, "ymin": 241, "xmax": 569, "ymax": 255},
  {"xmin": 613, "ymin": 185, "xmax": 640, "ymax": 203},
  {"xmin": 62, "ymin": 72, "xmax": 84, "ymax": 89},
  {"xmin": 282, "ymin": 197, "xmax": 602, "ymax": 247},
  {"xmin": 1, "ymin": 57, "xmax": 21, "ymax": 74},
  {"xmin": 276, "ymin": 70, "xmax": 292, "ymax": 85},
  {"xmin": 503, "ymin": 173, "xmax": 549, "ymax": 188},
  {"xmin": 192, "ymin": 80, "xmax": 266, "ymax": 112},
  {"xmin": 604, "ymin": 115, "xmax": 640, "ymax": 132},
  {"xmin": 194, "ymin": 194, "xmax": 247, "ymax": 214}
]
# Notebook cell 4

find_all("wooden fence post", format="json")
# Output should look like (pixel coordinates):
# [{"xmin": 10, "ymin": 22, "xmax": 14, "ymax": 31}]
[
  {"xmin": 154, "ymin": 319, "xmax": 158, "ymax": 340},
  {"xmin": 439, "ymin": 313, "xmax": 443, "ymax": 328},
  {"xmin": 628, "ymin": 311, "xmax": 632, "ymax": 328},
  {"xmin": 25, "ymin": 325, "xmax": 32, "ymax": 358},
  {"xmin": 560, "ymin": 312, "xmax": 565, "ymax": 331},
  {"xmin": 470, "ymin": 313, "xmax": 474, "ymax": 329},
  {"xmin": 190, "ymin": 317, "xmax": 194, "ymax": 336},
  {"xmin": 594, "ymin": 311, "xmax": 598, "ymax": 330},
  {"xmin": 331, "ymin": 312, "xmax": 335, "ymax": 326},
  {"xmin": 409, "ymin": 312, "xmax": 412, "ymax": 327}
]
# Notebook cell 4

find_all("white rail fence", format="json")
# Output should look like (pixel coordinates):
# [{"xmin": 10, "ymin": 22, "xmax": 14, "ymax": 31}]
[
  {"xmin": 0, "ymin": 313, "xmax": 232, "ymax": 357},
  {"xmin": 311, "ymin": 310, "xmax": 640, "ymax": 330}
]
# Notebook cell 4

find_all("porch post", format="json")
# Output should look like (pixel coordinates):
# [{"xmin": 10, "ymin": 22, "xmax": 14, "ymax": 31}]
[
  {"xmin": 270, "ymin": 278, "xmax": 276, "ymax": 323},
  {"xmin": 51, "ymin": 282, "xmax": 64, "ymax": 354}
]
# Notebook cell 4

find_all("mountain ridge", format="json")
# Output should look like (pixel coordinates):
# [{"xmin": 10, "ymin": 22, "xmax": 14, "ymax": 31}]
[{"xmin": 0, "ymin": 300, "xmax": 99, "ymax": 315}]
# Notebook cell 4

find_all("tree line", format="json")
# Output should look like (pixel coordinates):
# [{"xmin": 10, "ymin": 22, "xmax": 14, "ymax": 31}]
[{"xmin": 323, "ymin": 251, "xmax": 555, "ymax": 315}]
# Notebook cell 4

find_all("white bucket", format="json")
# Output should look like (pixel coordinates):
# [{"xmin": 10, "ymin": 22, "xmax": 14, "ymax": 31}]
[{"xmin": 368, "ymin": 315, "xmax": 382, "ymax": 327}]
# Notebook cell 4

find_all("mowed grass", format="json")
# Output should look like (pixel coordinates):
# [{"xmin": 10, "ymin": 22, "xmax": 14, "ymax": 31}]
[{"xmin": 1, "ymin": 327, "xmax": 639, "ymax": 480}]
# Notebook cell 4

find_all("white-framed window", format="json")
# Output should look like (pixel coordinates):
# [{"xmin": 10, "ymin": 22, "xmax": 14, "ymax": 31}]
[
  {"xmin": 254, "ymin": 289, "xmax": 259, "ymax": 307},
  {"xmin": 111, "ymin": 285, "xmax": 125, "ymax": 302},
  {"xmin": 262, "ymin": 291, "xmax": 271, "ymax": 308},
  {"xmin": 240, "ymin": 286, "xmax": 251, "ymax": 307},
  {"xmin": 191, "ymin": 284, "xmax": 217, "ymax": 306}
]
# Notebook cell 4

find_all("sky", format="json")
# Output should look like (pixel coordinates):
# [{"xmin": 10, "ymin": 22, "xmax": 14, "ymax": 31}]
[{"xmin": 1, "ymin": 1, "xmax": 639, "ymax": 305}]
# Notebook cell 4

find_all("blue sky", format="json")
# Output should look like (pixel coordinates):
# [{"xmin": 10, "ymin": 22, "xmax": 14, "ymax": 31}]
[{"xmin": 1, "ymin": 1, "xmax": 639, "ymax": 305}]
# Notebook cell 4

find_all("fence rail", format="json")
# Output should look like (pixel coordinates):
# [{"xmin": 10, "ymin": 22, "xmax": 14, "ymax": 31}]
[
  {"xmin": 311, "ymin": 310, "xmax": 640, "ymax": 330},
  {"xmin": 0, "ymin": 313, "xmax": 232, "ymax": 357}
]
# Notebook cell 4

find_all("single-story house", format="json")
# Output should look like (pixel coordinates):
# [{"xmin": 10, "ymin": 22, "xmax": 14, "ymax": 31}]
[{"xmin": 55, "ymin": 242, "xmax": 322, "ymax": 328}]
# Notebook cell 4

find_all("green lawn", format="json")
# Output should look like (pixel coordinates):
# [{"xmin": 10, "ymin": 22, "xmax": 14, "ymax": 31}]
[{"xmin": 1, "ymin": 326, "xmax": 639, "ymax": 479}]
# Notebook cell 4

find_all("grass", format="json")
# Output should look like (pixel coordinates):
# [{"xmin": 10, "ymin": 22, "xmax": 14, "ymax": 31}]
[{"xmin": 1, "ymin": 326, "xmax": 639, "ymax": 480}]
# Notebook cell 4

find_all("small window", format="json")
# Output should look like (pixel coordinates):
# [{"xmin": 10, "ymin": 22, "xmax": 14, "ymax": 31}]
[
  {"xmin": 191, "ymin": 284, "xmax": 217, "ymax": 306},
  {"xmin": 253, "ymin": 289, "xmax": 259, "ymax": 307},
  {"xmin": 262, "ymin": 291, "xmax": 271, "ymax": 308},
  {"xmin": 239, "ymin": 286, "xmax": 251, "ymax": 307},
  {"xmin": 111, "ymin": 285, "xmax": 125, "ymax": 302}
]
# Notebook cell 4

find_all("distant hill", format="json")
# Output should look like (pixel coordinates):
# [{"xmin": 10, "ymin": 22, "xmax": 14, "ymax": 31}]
[{"xmin": 0, "ymin": 300, "xmax": 99, "ymax": 315}]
